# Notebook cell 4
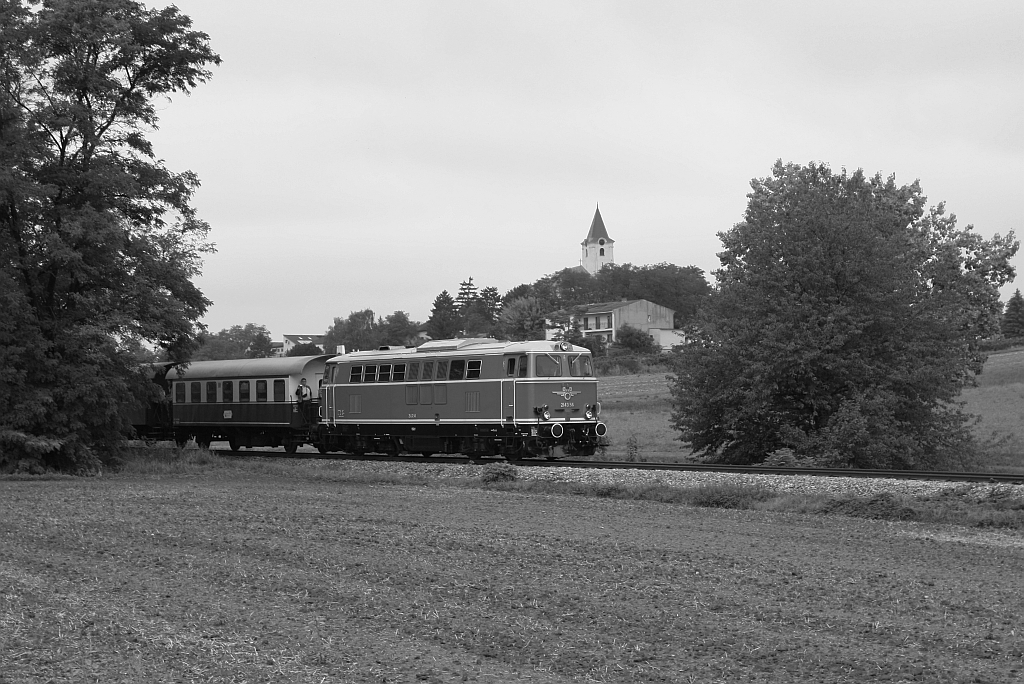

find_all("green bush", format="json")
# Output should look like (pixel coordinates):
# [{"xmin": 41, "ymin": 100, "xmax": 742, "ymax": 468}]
[{"xmin": 480, "ymin": 462, "xmax": 517, "ymax": 484}]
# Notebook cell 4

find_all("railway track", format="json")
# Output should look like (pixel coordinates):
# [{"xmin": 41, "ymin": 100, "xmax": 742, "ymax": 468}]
[{"xmin": 208, "ymin": 446, "xmax": 1024, "ymax": 484}]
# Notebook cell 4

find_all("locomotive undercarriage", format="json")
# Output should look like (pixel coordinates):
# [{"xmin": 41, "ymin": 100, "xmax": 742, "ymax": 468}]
[{"xmin": 317, "ymin": 422, "xmax": 602, "ymax": 459}]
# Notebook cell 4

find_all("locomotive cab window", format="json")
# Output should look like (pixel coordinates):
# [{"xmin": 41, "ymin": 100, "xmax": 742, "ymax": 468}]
[
  {"xmin": 505, "ymin": 357, "xmax": 516, "ymax": 376},
  {"xmin": 256, "ymin": 380, "xmax": 267, "ymax": 402},
  {"xmin": 349, "ymin": 366, "xmax": 362, "ymax": 383},
  {"xmin": 569, "ymin": 354, "xmax": 593, "ymax": 377},
  {"xmin": 517, "ymin": 355, "xmax": 528, "ymax": 378},
  {"xmin": 239, "ymin": 380, "xmax": 250, "ymax": 402},
  {"xmin": 535, "ymin": 354, "xmax": 562, "ymax": 377},
  {"xmin": 467, "ymin": 360, "xmax": 482, "ymax": 379}
]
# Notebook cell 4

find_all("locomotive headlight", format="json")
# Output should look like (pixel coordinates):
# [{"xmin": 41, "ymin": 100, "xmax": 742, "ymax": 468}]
[
  {"xmin": 542, "ymin": 407, "xmax": 551, "ymax": 421},
  {"xmin": 585, "ymin": 408, "xmax": 594, "ymax": 420}
]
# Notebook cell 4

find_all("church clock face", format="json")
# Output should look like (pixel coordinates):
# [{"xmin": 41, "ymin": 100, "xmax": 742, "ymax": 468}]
[{"xmin": 599, "ymin": 239, "xmax": 605, "ymax": 246}]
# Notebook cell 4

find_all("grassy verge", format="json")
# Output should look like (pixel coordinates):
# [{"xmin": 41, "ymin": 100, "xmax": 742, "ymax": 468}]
[{"xmin": 101, "ymin": 449, "xmax": 1024, "ymax": 531}]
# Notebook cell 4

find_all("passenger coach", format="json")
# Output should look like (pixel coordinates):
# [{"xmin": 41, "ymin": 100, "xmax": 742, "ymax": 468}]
[
  {"xmin": 319, "ymin": 338, "xmax": 606, "ymax": 458},
  {"xmin": 167, "ymin": 355, "xmax": 332, "ymax": 452}
]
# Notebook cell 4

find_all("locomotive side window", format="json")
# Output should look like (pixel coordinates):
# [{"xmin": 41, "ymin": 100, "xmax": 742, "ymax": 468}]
[
  {"xmin": 175, "ymin": 383, "xmax": 185, "ymax": 404},
  {"xmin": 467, "ymin": 360, "xmax": 482, "ymax": 379},
  {"xmin": 273, "ymin": 379, "xmax": 285, "ymax": 402},
  {"xmin": 349, "ymin": 366, "xmax": 362, "ymax": 383},
  {"xmin": 448, "ymin": 360, "xmax": 465, "ymax": 381},
  {"xmin": 535, "ymin": 355, "xmax": 562, "ymax": 377},
  {"xmin": 239, "ymin": 380, "xmax": 250, "ymax": 402},
  {"xmin": 569, "ymin": 354, "xmax": 593, "ymax": 377},
  {"xmin": 206, "ymin": 381, "xmax": 217, "ymax": 403},
  {"xmin": 506, "ymin": 357, "xmax": 516, "ymax": 376},
  {"xmin": 223, "ymin": 381, "xmax": 233, "ymax": 403},
  {"xmin": 421, "ymin": 361, "xmax": 433, "ymax": 380},
  {"xmin": 517, "ymin": 355, "xmax": 528, "ymax": 377},
  {"xmin": 364, "ymin": 365, "xmax": 378, "ymax": 383},
  {"xmin": 407, "ymin": 362, "xmax": 419, "ymax": 380},
  {"xmin": 435, "ymin": 360, "xmax": 448, "ymax": 380},
  {"xmin": 393, "ymin": 363, "xmax": 406, "ymax": 382},
  {"xmin": 190, "ymin": 382, "xmax": 201, "ymax": 402},
  {"xmin": 378, "ymin": 364, "xmax": 392, "ymax": 382},
  {"xmin": 256, "ymin": 380, "xmax": 267, "ymax": 402}
]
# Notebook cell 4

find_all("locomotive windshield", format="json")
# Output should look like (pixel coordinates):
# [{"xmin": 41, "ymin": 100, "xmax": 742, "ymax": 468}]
[
  {"xmin": 569, "ymin": 354, "xmax": 593, "ymax": 377},
  {"xmin": 535, "ymin": 354, "xmax": 562, "ymax": 377}
]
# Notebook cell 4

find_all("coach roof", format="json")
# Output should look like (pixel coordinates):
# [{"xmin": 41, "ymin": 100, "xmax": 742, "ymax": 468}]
[{"xmin": 166, "ymin": 355, "xmax": 333, "ymax": 381}]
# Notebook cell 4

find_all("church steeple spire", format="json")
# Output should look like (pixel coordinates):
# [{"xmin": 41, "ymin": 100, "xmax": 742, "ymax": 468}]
[{"xmin": 580, "ymin": 204, "xmax": 614, "ymax": 274}]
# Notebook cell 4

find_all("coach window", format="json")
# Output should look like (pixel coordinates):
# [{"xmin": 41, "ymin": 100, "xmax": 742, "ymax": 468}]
[
  {"xmin": 407, "ymin": 362, "xmax": 419, "ymax": 381},
  {"xmin": 378, "ymin": 364, "xmax": 392, "ymax": 382},
  {"xmin": 190, "ymin": 382, "xmax": 201, "ymax": 403},
  {"xmin": 517, "ymin": 355, "xmax": 528, "ymax": 378},
  {"xmin": 393, "ymin": 363, "xmax": 407, "ymax": 382},
  {"xmin": 569, "ymin": 354, "xmax": 593, "ymax": 377},
  {"xmin": 421, "ymin": 361, "xmax": 433, "ymax": 381},
  {"xmin": 435, "ymin": 360, "xmax": 449, "ymax": 380},
  {"xmin": 349, "ymin": 366, "xmax": 362, "ymax": 383},
  {"xmin": 256, "ymin": 380, "xmax": 267, "ymax": 402},
  {"xmin": 175, "ymin": 383, "xmax": 185, "ymax": 404},
  {"xmin": 273, "ymin": 379, "xmax": 285, "ymax": 402},
  {"xmin": 223, "ymin": 381, "xmax": 234, "ymax": 402},
  {"xmin": 467, "ymin": 360, "xmax": 482, "ymax": 379},
  {"xmin": 448, "ymin": 359, "xmax": 465, "ymax": 381},
  {"xmin": 206, "ymin": 381, "xmax": 217, "ymax": 403},
  {"xmin": 535, "ymin": 354, "xmax": 562, "ymax": 377},
  {"xmin": 239, "ymin": 380, "xmax": 250, "ymax": 402},
  {"xmin": 364, "ymin": 365, "xmax": 378, "ymax": 383}
]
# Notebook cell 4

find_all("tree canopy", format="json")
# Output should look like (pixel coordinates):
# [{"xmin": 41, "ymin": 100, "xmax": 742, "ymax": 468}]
[
  {"xmin": 1, "ymin": 0, "xmax": 219, "ymax": 471},
  {"xmin": 426, "ymin": 291, "xmax": 461, "ymax": 340},
  {"xmin": 286, "ymin": 342, "xmax": 323, "ymax": 357},
  {"xmin": 323, "ymin": 309, "xmax": 420, "ymax": 353},
  {"xmin": 1001, "ymin": 290, "xmax": 1024, "ymax": 338},
  {"xmin": 192, "ymin": 324, "xmax": 273, "ymax": 361},
  {"xmin": 669, "ymin": 161, "xmax": 1018, "ymax": 469}
]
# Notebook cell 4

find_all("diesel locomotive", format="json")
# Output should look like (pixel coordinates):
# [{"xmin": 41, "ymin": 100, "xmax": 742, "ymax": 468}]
[{"xmin": 135, "ymin": 338, "xmax": 607, "ymax": 459}]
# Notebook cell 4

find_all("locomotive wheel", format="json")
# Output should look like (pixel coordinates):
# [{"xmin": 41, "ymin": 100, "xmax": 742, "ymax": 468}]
[
  {"xmin": 284, "ymin": 439, "xmax": 298, "ymax": 455},
  {"xmin": 317, "ymin": 443, "xmax": 329, "ymax": 454},
  {"xmin": 228, "ymin": 438, "xmax": 241, "ymax": 452}
]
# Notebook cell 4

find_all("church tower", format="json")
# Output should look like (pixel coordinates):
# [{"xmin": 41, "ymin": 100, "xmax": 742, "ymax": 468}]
[{"xmin": 580, "ymin": 204, "xmax": 614, "ymax": 274}]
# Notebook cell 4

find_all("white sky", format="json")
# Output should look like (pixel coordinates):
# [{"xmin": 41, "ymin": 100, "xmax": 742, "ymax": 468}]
[{"xmin": 148, "ymin": 0, "xmax": 1024, "ymax": 339}]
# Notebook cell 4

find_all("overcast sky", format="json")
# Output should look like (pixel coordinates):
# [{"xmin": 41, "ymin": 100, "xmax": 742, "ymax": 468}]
[{"xmin": 149, "ymin": 0, "xmax": 1024, "ymax": 339}]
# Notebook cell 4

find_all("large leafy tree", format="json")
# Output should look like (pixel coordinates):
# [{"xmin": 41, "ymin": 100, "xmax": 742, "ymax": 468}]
[
  {"xmin": 0, "ymin": 0, "xmax": 219, "ymax": 471},
  {"xmin": 670, "ymin": 161, "xmax": 1017, "ymax": 469},
  {"xmin": 323, "ymin": 309, "xmax": 382, "ymax": 353}
]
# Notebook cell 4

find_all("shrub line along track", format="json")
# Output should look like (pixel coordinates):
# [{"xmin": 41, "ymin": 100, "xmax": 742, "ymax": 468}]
[{"xmin": 208, "ymin": 447, "xmax": 1024, "ymax": 484}]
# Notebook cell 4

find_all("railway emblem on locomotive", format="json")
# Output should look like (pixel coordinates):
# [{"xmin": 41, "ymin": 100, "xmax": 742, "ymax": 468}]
[{"xmin": 553, "ymin": 386, "xmax": 580, "ymax": 400}]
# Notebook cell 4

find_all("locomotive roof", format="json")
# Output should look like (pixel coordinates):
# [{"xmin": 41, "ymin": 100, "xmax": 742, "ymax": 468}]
[
  {"xmin": 327, "ymin": 339, "xmax": 588, "ymax": 363},
  {"xmin": 166, "ymin": 355, "xmax": 333, "ymax": 380}
]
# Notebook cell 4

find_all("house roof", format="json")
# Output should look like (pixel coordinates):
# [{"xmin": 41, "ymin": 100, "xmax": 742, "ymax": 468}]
[
  {"xmin": 578, "ymin": 299, "xmax": 643, "ymax": 314},
  {"xmin": 583, "ymin": 205, "xmax": 613, "ymax": 244}
]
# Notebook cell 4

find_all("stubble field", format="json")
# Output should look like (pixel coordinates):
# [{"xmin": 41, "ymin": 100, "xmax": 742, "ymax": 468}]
[{"xmin": 2, "ymin": 464, "xmax": 1023, "ymax": 683}]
